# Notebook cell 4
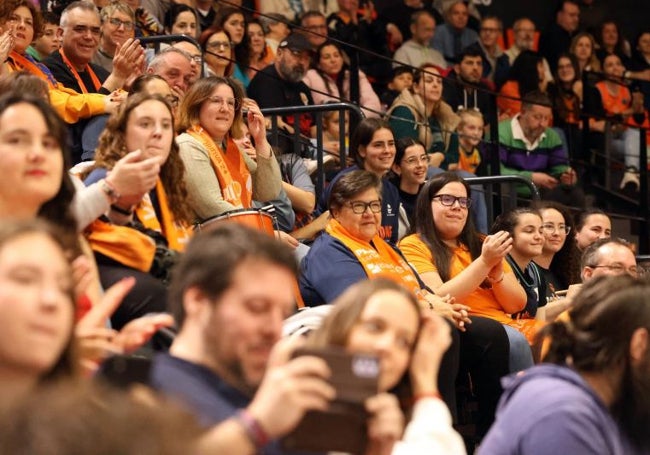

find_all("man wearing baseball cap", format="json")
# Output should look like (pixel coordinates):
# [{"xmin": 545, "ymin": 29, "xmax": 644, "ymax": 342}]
[{"xmin": 248, "ymin": 33, "xmax": 315, "ymax": 153}]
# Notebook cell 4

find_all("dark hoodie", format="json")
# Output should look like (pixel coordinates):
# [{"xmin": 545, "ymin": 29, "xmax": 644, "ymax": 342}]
[{"xmin": 478, "ymin": 364, "xmax": 641, "ymax": 455}]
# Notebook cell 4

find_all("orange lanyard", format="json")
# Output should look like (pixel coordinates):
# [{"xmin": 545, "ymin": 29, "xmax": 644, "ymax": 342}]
[
  {"xmin": 8, "ymin": 51, "xmax": 57, "ymax": 88},
  {"xmin": 58, "ymin": 48, "xmax": 102, "ymax": 94}
]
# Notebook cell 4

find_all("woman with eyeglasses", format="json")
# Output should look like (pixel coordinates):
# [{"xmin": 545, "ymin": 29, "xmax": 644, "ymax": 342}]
[
  {"xmin": 532, "ymin": 200, "xmax": 581, "ymax": 300},
  {"xmin": 399, "ymin": 172, "xmax": 535, "ymax": 372},
  {"xmin": 300, "ymin": 170, "xmax": 468, "ymax": 421},
  {"xmin": 389, "ymin": 137, "xmax": 429, "ymax": 239},
  {"xmin": 176, "ymin": 76, "xmax": 283, "ymax": 222},
  {"xmin": 200, "ymin": 27, "xmax": 234, "ymax": 77}
]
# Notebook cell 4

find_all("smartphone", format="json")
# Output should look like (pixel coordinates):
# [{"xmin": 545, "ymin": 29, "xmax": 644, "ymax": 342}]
[
  {"xmin": 281, "ymin": 347, "xmax": 379, "ymax": 454},
  {"xmin": 96, "ymin": 354, "xmax": 152, "ymax": 389}
]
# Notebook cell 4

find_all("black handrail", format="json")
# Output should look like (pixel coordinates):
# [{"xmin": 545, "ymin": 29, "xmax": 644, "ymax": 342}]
[
  {"xmin": 138, "ymin": 34, "xmax": 204, "ymax": 77},
  {"xmin": 261, "ymin": 102, "xmax": 365, "ymax": 201},
  {"xmin": 465, "ymin": 175, "xmax": 540, "ymax": 224}
]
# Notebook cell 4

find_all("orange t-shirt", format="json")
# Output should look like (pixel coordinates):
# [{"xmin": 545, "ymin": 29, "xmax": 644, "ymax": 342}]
[{"xmin": 399, "ymin": 233, "xmax": 542, "ymax": 343}]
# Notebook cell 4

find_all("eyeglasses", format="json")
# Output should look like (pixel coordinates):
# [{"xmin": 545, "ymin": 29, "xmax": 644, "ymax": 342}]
[
  {"xmin": 542, "ymin": 224, "xmax": 571, "ymax": 235},
  {"xmin": 189, "ymin": 55, "xmax": 202, "ymax": 64},
  {"xmin": 432, "ymin": 194, "xmax": 472, "ymax": 209},
  {"xmin": 165, "ymin": 95, "xmax": 179, "ymax": 108},
  {"xmin": 70, "ymin": 24, "xmax": 102, "ymax": 36},
  {"xmin": 207, "ymin": 40, "xmax": 232, "ymax": 50},
  {"xmin": 587, "ymin": 264, "xmax": 641, "ymax": 276},
  {"xmin": 346, "ymin": 200, "xmax": 382, "ymax": 214},
  {"xmin": 208, "ymin": 96, "xmax": 238, "ymax": 110},
  {"xmin": 108, "ymin": 17, "xmax": 134, "ymax": 30},
  {"xmin": 402, "ymin": 154, "xmax": 430, "ymax": 165}
]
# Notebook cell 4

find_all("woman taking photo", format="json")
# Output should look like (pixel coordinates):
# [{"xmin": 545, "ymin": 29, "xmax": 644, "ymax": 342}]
[
  {"xmin": 303, "ymin": 41, "xmax": 381, "ymax": 118},
  {"xmin": 176, "ymin": 76, "xmax": 283, "ymax": 221},
  {"xmin": 399, "ymin": 172, "xmax": 535, "ymax": 371},
  {"xmin": 387, "ymin": 63, "xmax": 459, "ymax": 168},
  {"xmin": 306, "ymin": 278, "xmax": 466, "ymax": 455}
]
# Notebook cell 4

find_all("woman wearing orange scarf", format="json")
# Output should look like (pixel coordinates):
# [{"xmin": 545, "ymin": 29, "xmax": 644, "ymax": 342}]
[
  {"xmin": 0, "ymin": 0, "xmax": 116, "ymax": 124},
  {"xmin": 176, "ymin": 76, "xmax": 282, "ymax": 221},
  {"xmin": 83, "ymin": 93, "xmax": 192, "ymax": 328}
]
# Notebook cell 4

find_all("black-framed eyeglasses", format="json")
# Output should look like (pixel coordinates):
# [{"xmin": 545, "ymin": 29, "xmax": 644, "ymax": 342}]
[
  {"xmin": 432, "ymin": 194, "xmax": 472, "ymax": 209},
  {"xmin": 108, "ymin": 17, "xmax": 134, "ymax": 30},
  {"xmin": 542, "ymin": 224, "xmax": 571, "ymax": 235},
  {"xmin": 346, "ymin": 200, "xmax": 382, "ymax": 214},
  {"xmin": 587, "ymin": 264, "xmax": 641, "ymax": 276}
]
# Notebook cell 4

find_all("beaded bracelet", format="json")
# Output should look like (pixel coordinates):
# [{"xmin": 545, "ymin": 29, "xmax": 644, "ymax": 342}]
[{"xmin": 236, "ymin": 409, "xmax": 270, "ymax": 450}]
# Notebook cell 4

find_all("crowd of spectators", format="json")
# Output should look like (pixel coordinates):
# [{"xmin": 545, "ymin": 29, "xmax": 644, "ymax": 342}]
[{"xmin": 1, "ymin": 0, "xmax": 650, "ymax": 454}]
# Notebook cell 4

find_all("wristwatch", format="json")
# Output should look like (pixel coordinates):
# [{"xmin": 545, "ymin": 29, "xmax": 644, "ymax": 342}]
[{"xmin": 99, "ymin": 179, "xmax": 120, "ymax": 203}]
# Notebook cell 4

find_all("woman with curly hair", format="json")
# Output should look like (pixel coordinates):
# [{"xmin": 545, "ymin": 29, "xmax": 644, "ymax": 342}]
[
  {"xmin": 532, "ymin": 200, "xmax": 580, "ymax": 299},
  {"xmin": 83, "ymin": 92, "xmax": 192, "ymax": 327}
]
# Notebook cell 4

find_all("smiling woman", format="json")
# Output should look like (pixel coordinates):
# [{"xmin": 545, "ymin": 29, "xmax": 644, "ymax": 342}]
[
  {"xmin": 81, "ymin": 92, "xmax": 192, "ymax": 327},
  {"xmin": 176, "ymin": 76, "xmax": 282, "ymax": 221}
]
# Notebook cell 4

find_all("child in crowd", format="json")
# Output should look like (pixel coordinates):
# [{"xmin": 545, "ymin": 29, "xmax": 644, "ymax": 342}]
[
  {"xmin": 449, "ymin": 109, "xmax": 484, "ymax": 174},
  {"xmin": 379, "ymin": 66, "xmax": 414, "ymax": 111},
  {"xmin": 26, "ymin": 12, "xmax": 61, "ymax": 62}
]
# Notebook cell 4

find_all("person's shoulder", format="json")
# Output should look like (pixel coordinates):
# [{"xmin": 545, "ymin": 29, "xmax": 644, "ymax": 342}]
[
  {"xmin": 42, "ymin": 51, "xmax": 65, "ymax": 72},
  {"xmin": 89, "ymin": 61, "xmax": 110, "ymax": 80}
]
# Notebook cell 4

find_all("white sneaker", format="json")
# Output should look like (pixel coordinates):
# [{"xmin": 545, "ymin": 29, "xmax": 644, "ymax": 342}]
[{"xmin": 620, "ymin": 169, "xmax": 640, "ymax": 191}]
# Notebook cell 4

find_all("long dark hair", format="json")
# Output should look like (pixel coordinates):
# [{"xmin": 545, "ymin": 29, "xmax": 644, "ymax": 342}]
[
  {"xmin": 213, "ymin": 7, "xmax": 251, "ymax": 71},
  {"xmin": 412, "ymin": 172, "xmax": 482, "ymax": 282},
  {"xmin": 533, "ymin": 200, "xmax": 580, "ymax": 287},
  {"xmin": 0, "ymin": 93, "xmax": 78, "ymax": 246},
  {"xmin": 349, "ymin": 117, "xmax": 393, "ymax": 169},
  {"xmin": 314, "ymin": 41, "xmax": 349, "ymax": 98}
]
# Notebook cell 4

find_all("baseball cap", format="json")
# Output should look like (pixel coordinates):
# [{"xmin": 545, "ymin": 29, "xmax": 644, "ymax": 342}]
[{"xmin": 278, "ymin": 33, "xmax": 313, "ymax": 52}]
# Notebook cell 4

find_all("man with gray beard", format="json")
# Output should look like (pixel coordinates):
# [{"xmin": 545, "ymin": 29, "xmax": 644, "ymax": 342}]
[{"xmin": 248, "ymin": 33, "xmax": 315, "ymax": 152}]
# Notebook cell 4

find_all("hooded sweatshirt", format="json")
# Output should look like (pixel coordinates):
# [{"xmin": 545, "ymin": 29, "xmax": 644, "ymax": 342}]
[{"xmin": 478, "ymin": 364, "xmax": 642, "ymax": 455}]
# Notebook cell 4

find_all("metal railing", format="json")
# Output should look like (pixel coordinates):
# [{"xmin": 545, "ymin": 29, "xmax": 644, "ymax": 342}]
[
  {"xmin": 465, "ymin": 175, "xmax": 540, "ymax": 225},
  {"xmin": 261, "ymin": 102, "xmax": 364, "ymax": 201}
]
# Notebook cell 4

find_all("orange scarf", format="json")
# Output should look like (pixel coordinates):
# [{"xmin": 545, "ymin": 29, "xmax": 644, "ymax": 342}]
[
  {"xmin": 326, "ymin": 218, "xmax": 421, "ymax": 295},
  {"xmin": 58, "ymin": 48, "xmax": 102, "ymax": 93},
  {"xmin": 186, "ymin": 125, "xmax": 252, "ymax": 208},
  {"xmin": 7, "ymin": 51, "xmax": 58, "ymax": 88},
  {"xmin": 86, "ymin": 220, "xmax": 156, "ymax": 272},
  {"xmin": 135, "ymin": 179, "xmax": 192, "ymax": 252}
]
